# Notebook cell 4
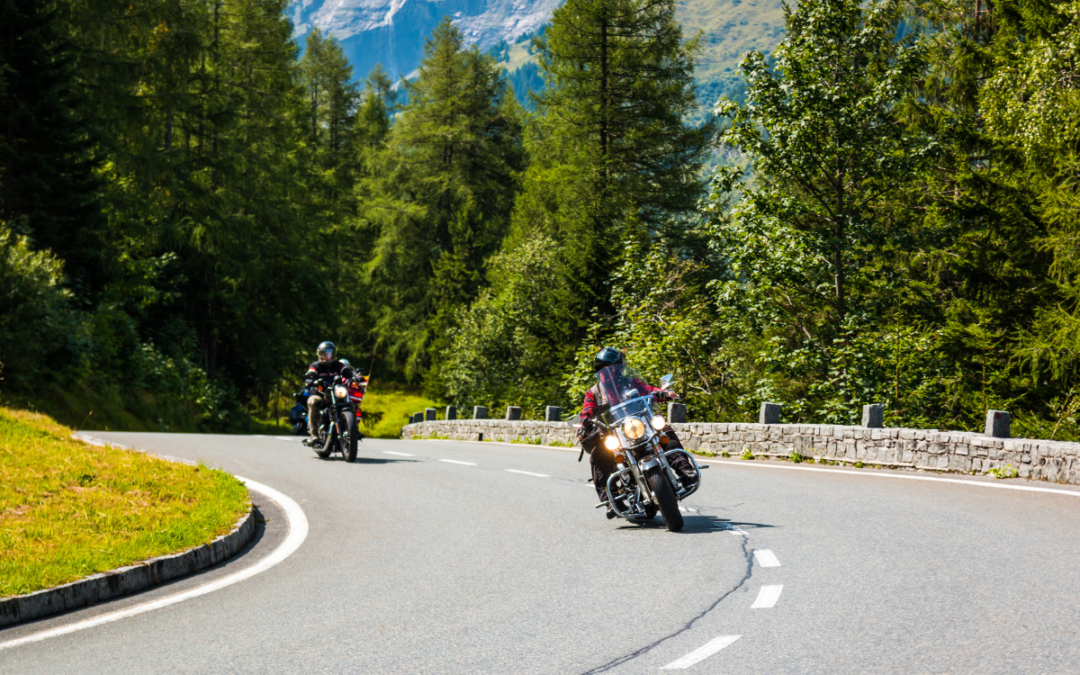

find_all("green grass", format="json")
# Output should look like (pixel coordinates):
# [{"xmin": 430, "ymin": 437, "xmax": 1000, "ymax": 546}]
[
  {"xmin": 2, "ymin": 383, "xmax": 204, "ymax": 434},
  {"xmin": 987, "ymin": 464, "xmax": 1019, "ymax": 479},
  {"xmin": 511, "ymin": 437, "xmax": 543, "ymax": 445},
  {"xmin": 0, "ymin": 407, "xmax": 249, "ymax": 597},
  {"xmin": 358, "ymin": 388, "xmax": 443, "ymax": 439}
]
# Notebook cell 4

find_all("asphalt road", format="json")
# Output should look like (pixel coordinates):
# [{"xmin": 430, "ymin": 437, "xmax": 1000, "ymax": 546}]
[{"xmin": 3, "ymin": 432, "xmax": 1080, "ymax": 674}]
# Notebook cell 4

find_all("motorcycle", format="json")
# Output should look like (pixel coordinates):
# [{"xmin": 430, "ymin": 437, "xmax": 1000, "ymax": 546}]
[
  {"xmin": 570, "ymin": 365, "xmax": 706, "ymax": 532},
  {"xmin": 288, "ymin": 386, "xmax": 312, "ymax": 436},
  {"xmin": 302, "ymin": 375, "xmax": 368, "ymax": 462}
]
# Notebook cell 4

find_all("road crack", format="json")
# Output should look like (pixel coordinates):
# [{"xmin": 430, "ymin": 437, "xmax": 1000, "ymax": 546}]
[{"xmin": 578, "ymin": 532, "xmax": 755, "ymax": 674}]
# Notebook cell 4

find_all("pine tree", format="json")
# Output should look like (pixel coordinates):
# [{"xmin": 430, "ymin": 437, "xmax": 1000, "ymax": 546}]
[
  {"xmin": 357, "ymin": 18, "xmax": 524, "ymax": 381},
  {"xmin": 528, "ymin": 0, "xmax": 713, "ymax": 270},
  {"xmin": 443, "ymin": 0, "xmax": 713, "ymax": 408},
  {"xmin": 299, "ymin": 27, "xmax": 359, "ymax": 207},
  {"xmin": 0, "ymin": 0, "xmax": 102, "ymax": 291}
]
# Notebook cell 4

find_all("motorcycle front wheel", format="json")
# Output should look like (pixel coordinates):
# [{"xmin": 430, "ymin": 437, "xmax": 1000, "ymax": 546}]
[
  {"xmin": 646, "ymin": 467, "xmax": 683, "ymax": 532},
  {"xmin": 340, "ymin": 411, "xmax": 358, "ymax": 463}
]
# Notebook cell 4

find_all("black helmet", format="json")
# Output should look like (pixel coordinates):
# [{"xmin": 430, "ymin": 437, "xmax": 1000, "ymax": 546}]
[
  {"xmin": 593, "ymin": 347, "xmax": 624, "ymax": 372},
  {"xmin": 317, "ymin": 341, "xmax": 337, "ymax": 363}
]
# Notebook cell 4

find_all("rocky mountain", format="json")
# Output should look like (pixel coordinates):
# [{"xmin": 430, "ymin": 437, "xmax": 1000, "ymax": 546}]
[
  {"xmin": 290, "ymin": 0, "xmax": 786, "ymax": 102},
  {"xmin": 291, "ymin": 0, "xmax": 563, "ymax": 80}
]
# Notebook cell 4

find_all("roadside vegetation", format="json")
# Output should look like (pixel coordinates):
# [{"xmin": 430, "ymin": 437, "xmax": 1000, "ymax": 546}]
[
  {"xmin": 351, "ymin": 389, "xmax": 442, "ymax": 439},
  {"xmin": 0, "ymin": 408, "xmax": 249, "ymax": 597}
]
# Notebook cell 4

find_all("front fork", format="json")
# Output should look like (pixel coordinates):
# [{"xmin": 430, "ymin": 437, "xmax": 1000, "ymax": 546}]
[
  {"xmin": 604, "ymin": 440, "xmax": 667, "ymax": 516},
  {"xmin": 604, "ymin": 443, "xmax": 702, "ymax": 516}
]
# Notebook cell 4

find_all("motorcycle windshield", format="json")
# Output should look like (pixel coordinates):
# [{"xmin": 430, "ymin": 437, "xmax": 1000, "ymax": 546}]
[{"xmin": 596, "ymin": 364, "xmax": 651, "ymax": 424}]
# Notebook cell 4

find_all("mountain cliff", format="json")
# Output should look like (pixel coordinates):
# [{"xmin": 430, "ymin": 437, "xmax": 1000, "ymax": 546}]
[
  {"xmin": 291, "ymin": 0, "xmax": 563, "ymax": 80},
  {"xmin": 291, "ymin": 0, "xmax": 786, "ymax": 100}
]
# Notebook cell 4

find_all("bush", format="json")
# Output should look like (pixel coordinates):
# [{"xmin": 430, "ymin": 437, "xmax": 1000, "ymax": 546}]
[{"xmin": 0, "ymin": 224, "xmax": 72, "ymax": 389}]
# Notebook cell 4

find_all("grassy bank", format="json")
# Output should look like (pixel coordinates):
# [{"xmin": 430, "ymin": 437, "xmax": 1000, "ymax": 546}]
[
  {"xmin": 359, "ymin": 389, "xmax": 443, "ymax": 439},
  {"xmin": 0, "ymin": 407, "xmax": 249, "ymax": 597}
]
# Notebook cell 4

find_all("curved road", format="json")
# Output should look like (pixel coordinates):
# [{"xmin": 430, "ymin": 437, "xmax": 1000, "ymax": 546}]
[{"xmin": 3, "ymin": 433, "xmax": 1080, "ymax": 674}]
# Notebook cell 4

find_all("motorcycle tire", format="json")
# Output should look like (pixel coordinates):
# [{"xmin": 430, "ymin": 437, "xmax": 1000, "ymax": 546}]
[
  {"xmin": 341, "ymin": 411, "xmax": 358, "ymax": 463},
  {"xmin": 646, "ymin": 467, "xmax": 683, "ymax": 532},
  {"xmin": 313, "ymin": 427, "xmax": 332, "ymax": 459}
]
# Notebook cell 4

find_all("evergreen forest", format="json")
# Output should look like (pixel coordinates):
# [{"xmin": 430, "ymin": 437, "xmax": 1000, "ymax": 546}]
[{"xmin": 2, "ymin": 0, "xmax": 1080, "ymax": 439}]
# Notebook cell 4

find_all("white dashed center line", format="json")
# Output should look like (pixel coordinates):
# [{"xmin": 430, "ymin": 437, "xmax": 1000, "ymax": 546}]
[
  {"xmin": 712, "ymin": 522, "xmax": 747, "ymax": 536},
  {"xmin": 751, "ymin": 585, "xmax": 784, "ymax": 608},
  {"xmin": 505, "ymin": 469, "xmax": 549, "ymax": 477},
  {"xmin": 754, "ymin": 549, "xmax": 781, "ymax": 567},
  {"xmin": 275, "ymin": 437, "xmax": 296, "ymax": 442},
  {"xmin": 660, "ymin": 635, "xmax": 741, "ymax": 670},
  {"xmin": 439, "ymin": 459, "xmax": 477, "ymax": 466},
  {"xmin": 382, "ymin": 451, "xmax": 414, "ymax": 457}
]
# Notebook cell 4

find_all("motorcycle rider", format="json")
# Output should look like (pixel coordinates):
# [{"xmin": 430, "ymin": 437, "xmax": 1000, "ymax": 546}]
[
  {"xmin": 304, "ymin": 341, "xmax": 356, "ymax": 446},
  {"xmin": 577, "ymin": 347, "xmax": 698, "ymax": 517}
]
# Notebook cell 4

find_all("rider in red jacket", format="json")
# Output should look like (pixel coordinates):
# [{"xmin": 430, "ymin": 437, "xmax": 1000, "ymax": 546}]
[{"xmin": 578, "ymin": 348, "xmax": 696, "ymax": 517}]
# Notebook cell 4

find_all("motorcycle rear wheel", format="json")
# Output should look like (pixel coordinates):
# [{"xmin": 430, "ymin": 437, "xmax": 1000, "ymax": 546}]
[
  {"xmin": 340, "ymin": 411, "xmax": 358, "ymax": 462},
  {"xmin": 646, "ymin": 467, "xmax": 683, "ymax": 532}
]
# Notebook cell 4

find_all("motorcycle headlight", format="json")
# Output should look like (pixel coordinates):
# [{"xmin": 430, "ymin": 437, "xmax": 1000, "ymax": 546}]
[
  {"xmin": 604, "ymin": 435, "xmax": 620, "ymax": 450},
  {"xmin": 651, "ymin": 415, "xmax": 666, "ymax": 430},
  {"xmin": 622, "ymin": 418, "xmax": 646, "ymax": 440},
  {"xmin": 334, "ymin": 385, "xmax": 348, "ymax": 399}
]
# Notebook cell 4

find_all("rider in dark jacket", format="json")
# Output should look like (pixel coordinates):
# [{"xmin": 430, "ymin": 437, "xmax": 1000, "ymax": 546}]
[
  {"xmin": 304, "ymin": 341, "xmax": 356, "ymax": 445},
  {"xmin": 578, "ymin": 348, "xmax": 697, "ymax": 517}
]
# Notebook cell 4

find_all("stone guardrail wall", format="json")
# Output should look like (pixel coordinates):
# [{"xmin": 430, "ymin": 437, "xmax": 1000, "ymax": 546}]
[{"xmin": 401, "ymin": 419, "xmax": 1080, "ymax": 485}]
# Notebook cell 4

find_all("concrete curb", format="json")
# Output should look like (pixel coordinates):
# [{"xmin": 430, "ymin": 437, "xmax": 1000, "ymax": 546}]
[
  {"xmin": 0, "ymin": 439, "xmax": 257, "ymax": 629},
  {"xmin": 0, "ymin": 507, "xmax": 254, "ymax": 629}
]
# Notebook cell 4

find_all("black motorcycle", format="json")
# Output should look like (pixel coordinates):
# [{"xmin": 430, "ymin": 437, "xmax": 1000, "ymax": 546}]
[
  {"xmin": 570, "ymin": 366, "xmax": 705, "ymax": 532},
  {"xmin": 302, "ymin": 375, "xmax": 366, "ymax": 462}
]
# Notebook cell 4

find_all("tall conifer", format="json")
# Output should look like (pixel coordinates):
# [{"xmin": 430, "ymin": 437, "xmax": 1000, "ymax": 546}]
[
  {"xmin": 357, "ymin": 18, "xmax": 524, "ymax": 380},
  {"xmin": 0, "ymin": 0, "xmax": 101, "ymax": 290}
]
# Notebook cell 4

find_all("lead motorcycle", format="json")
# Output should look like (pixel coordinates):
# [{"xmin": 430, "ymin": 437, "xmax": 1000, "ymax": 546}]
[
  {"xmin": 570, "ymin": 365, "xmax": 706, "ymax": 532},
  {"xmin": 302, "ymin": 375, "xmax": 367, "ymax": 462}
]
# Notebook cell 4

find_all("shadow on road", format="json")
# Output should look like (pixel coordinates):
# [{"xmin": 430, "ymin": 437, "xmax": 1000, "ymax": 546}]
[
  {"xmin": 706, "ymin": 517, "xmax": 778, "ymax": 532},
  {"xmin": 311, "ymin": 456, "xmax": 417, "ymax": 465},
  {"xmin": 616, "ymin": 515, "xmax": 778, "ymax": 534}
]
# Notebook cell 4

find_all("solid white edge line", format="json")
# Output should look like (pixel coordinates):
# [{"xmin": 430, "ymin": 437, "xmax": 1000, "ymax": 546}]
[
  {"xmin": 751, "ymin": 585, "xmax": 783, "ymax": 609},
  {"xmin": 505, "ymin": 469, "xmax": 549, "ymax": 478},
  {"xmin": 0, "ymin": 476, "xmax": 308, "ymax": 651},
  {"xmin": 382, "ymin": 451, "xmax": 415, "ymax": 457},
  {"xmin": 439, "ymin": 459, "xmax": 477, "ymax": 466},
  {"xmin": 660, "ymin": 635, "xmax": 741, "ymax": 669},
  {"xmin": 698, "ymin": 458, "xmax": 1080, "ymax": 497},
  {"xmin": 753, "ymin": 549, "xmax": 781, "ymax": 567}
]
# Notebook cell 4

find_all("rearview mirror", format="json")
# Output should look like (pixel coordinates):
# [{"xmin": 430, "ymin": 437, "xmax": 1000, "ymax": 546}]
[
  {"xmin": 566, "ymin": 414, "xmax": 582, "ymax": 427},
  {"xmin": 660, "ymin": 374, "xmax": 675, "ymax": 390}
]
